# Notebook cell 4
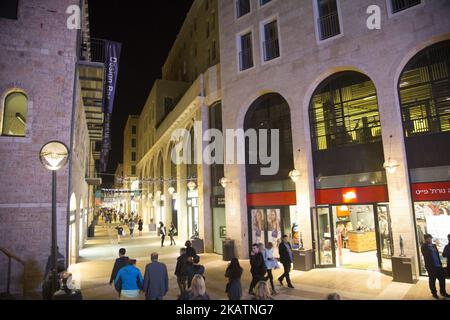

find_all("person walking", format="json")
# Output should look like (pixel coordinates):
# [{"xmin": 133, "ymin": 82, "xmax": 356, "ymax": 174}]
[
  {"xmin": 225, "ymin": 258, "xmax": 243, "ymax": 300},
  {"xmin": 52, "ymin": 272, "xmax": 83, "ymax": 300},
  {"xmin": 175, "ymin": 248, "xmax": 188, "ymax": 296},
  {"xmin": 128, "ymin": 220, "xmax": 135, "ymax": 239},
  {"xmin": 179, "ymin": 274, "xmax": 210, "ymax": 300},
  {"xmin": 143, "ymin": 253, "xmax": 169, "ymax": 300},
  {"xmin": 186, "ymin": 255, "xmax": 205, "ymax": 288},
  {"xmin": 252, "ymin": 281, "xmax": 273, "ymax": 300},
  {"xmin": 159, "ymin": 222, "xmax": 166, "ymax": 247},
  {"xmin": 115, "ymin": 224, "xmax": 124, "ymax": 244},
  {"xmin": 114, "ymin": 259, "xmax": 144, "ymax": 300},
  {"xmin": 169, "ymin": 223, "xmax": 177, "ymax": 246},
  {"xmin": 421, "ymin": 234, "xmax": 450, "ymax": 299},
  {"xmin": 138, "ymin": 218, "xmax": 143, "ymax": 237},
  {"xmin": 263, "ymin": 242, "xmax": 278, "ymax": 294},
  {"xmin": 109, "ymin": 248, "xmax": 129, "ymax": 292},
  {"xmin": 278, "ymin": 235, "xmax": 295, "ymax": 289},
  {"xmin": 248, "ymin": 243, "xmax": 266, "ymax": 295},
  {"xmin": 443, "ymin": 234, "xmax": 450, "ymax": 279},
  {"xmin": 185, "ymin": 240, "xmax": 197, "ymax": 258}
]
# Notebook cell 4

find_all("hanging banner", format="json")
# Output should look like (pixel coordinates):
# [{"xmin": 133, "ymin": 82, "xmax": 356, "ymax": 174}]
[{"xmin": 100, "ymin": 40, "xmax": 122, "ymax": 171}]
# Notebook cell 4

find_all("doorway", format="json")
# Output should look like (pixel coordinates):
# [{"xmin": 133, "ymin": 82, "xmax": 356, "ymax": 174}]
[{"xmin": 311, "ymin": 204, "xmax": 393, "ymax": 273}]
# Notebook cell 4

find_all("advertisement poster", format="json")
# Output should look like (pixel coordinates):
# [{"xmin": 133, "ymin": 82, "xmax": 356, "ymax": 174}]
[
  {"xmin": 251, "ymin": 209, "xmax": 265, "ymax": 245},
  {"xmin": 267, "ymin": 209, "xmax": 281, "ymax": 258}
]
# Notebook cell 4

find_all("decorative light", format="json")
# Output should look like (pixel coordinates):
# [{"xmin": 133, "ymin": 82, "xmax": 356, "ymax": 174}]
[
  {"xmin": 343, "ymin": 191, "xmax": 357, "ymax": 202},
  {"xmin": 39, "ymin": 141, "xmax": 69, "ymax": 171},
  {"xmin": 288, "ymin": 169, "xmax": 301, "ymax": 182},
  {"xmin": 168, "ymin": 186, "xmax": 176, "ymax": 195},
  {"xmin": 187, "ymin": 180, "xmax": 197, "ymax": 191},
  {"xmin": 219, "ymin": 177, "xmax": 231, "ymax": 188},
  {"xmin": 384, "ymin": 135, "xmax": 400, "ymax": 174}
]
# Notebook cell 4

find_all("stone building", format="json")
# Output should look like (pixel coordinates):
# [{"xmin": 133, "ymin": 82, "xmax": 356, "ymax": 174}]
[
  {"xmin": 122, "ymin": 115, "xmax": 139, "ymax": 215},
  {"xmin": 0, "ymin": 0, "xmax": 109, "ymax": 296}
]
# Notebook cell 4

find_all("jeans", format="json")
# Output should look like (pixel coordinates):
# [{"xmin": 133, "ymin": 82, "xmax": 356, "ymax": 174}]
[
  {"xmin": 249, "ymin": 274, "xmax": 264, "ymax": 294},
  {"xmin": 427, "ymin": 267, "xmax": 447, "ymax": 295},
  {"xmin": 170, "ymin": 235, "xmax": 176, "ymax": 245},
  {"xmin": 278, "ymin": 262, "xmax": 292, "ymax": 286}
]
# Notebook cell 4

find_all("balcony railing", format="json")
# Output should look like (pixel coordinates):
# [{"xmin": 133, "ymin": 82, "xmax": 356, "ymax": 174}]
[
  {"xmin": 391, "ymin": 0, "xmax": 421, "ymax": 14},
  {"xmin": 263, "ymin": 39, "xmax": 280, "ymax": 62},
  {"xmin": 239, "ymin": 48, "xmax": 254, "ymax": 71},
  {"xmin": 79, "ymin": 37, "xmax": 106, "ymax": 63},
  {"xmin": 318, "ymin": 12, "xmax": 341, "ymax": 41}
]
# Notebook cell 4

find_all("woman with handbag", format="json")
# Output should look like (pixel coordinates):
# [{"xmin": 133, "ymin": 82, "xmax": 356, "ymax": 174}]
[{"xmin": 263, "ymin": 242, "xmax": 278, "ymax": 294}]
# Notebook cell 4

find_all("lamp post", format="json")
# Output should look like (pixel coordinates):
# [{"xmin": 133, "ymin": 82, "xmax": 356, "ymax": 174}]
[{"xmin": 39, "ymin": 141, "xmax": 69, "ymax": 296}]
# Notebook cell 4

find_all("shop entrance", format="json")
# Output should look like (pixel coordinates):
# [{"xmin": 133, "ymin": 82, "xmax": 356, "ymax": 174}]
[{"xmin": 311, "ymin": 204, "xmax": 393, "ymax": 273}]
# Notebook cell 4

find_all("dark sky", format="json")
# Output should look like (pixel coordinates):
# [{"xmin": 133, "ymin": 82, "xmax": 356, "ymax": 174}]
[{"xmin": 88, "ymin": 1, "xmax": 194, "ymax": 185}]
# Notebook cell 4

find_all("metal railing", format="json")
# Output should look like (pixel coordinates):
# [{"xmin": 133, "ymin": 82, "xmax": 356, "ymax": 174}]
[
  {"xmin": 318, "ymin": 12, "xmax": 341, "ymax": 41},
  {"xmin": 79, "ymin": 37, "xmax": 106, "ymax": 63},
  {"xmin": 239, "ymin": 48, "xmax": 254, "ymax": 71},
  {"xmin": 263, "ymin": 39, "xmax": 280, "ymax": 61},
  {"xmin": 0, "ymin": 247, "xmax": 25, "ymax": 299},
  {"xmin": 391, "ymin": 0, "xmax": 421, "ymax": 14}
]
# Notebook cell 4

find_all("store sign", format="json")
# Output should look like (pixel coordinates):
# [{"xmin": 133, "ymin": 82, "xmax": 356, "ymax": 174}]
[
  {"xmin": 315, "ymin": 185, "xmax": 389, "ymax": 205},
  {"xmin": 212, "ymin": 196, "xmax": 225, "ymax": 207},
  {"xmin": 412, "ymin": 182, "xmax": 450, "ymax": 201},
  {"xmin": 247, "ymin": 192, "xmax": 296, "ymax": 207}
]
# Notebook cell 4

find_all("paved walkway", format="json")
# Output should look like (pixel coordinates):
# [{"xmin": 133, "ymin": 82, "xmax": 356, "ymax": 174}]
[{"xmin": 69, "ymin": 222, "xmax": 449, "ymax": 300}]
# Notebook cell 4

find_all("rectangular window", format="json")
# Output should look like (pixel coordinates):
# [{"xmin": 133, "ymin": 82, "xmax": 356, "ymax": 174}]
[
  {"xmin": 132, "ymin": 138, "xmax": 136, "ymax": 148},
  {"xmin": 0, "ymin": 0, "xmax": 19, "ymax": 20},
  {"xmin": 131, "ymin": 152, "xmax": 136, "ymax": 162},
  {"xmin": 236, "ymin": 0, "xmax": 250, "ymax": 18},
  {"xmin": 131, "ymin": 165, "xmax": 136, "ymax": 176},
  {"xmin": 260, "ymin": 0, "xmax": 272, "ymax": 6},
  {"xmin": 239, "ymin": 32, "xmax": 254, "ymax": 71},
  {"xmin": 212, "ymin": 40, "xmax": 217, "ymax": 62},
  {"xmin": 316, "ymin": 0, "xmax": 341, "ymax": 41},
  {"xmin": 206, "ymin": 21, "xmax": 210, "ymax": 39},
  {"xmin": 390, "ymin": 0, "xmax": 421, "ymax": 14},
  {"xmin": 262, "ymin": 20, "xmax": 280, "ymax": 61},
  {"xmin": 164, "ymin": 97, "xmax": 174, "ymax": 115},
  {"xmin": 132, "ymin": 125, "xmax": 136, "ymax": 134}
]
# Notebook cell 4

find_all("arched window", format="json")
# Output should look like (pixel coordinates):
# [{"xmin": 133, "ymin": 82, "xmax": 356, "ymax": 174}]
[
  {"xmin": 309, "ymin": 72, "xmax": 381, "ymax": 151},
  {"xmin": 157, "ymin": 152, "xmax": 164, "ymax": 193},
  {"xmin": 399, "ymin": 40, "xmax": 450, "ymax": 137},
  {"xmin": 2, "ymin": 91, "xmax": 28, "ymax": 137}
]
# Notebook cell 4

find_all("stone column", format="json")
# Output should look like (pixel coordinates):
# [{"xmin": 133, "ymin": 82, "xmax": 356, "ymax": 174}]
[
  {"xmin": 163, "ymin": 156, "xmax": 172, "ymax": 228},
  {"xmin": 177, "ymin": 163, "xmax": 189, "ymax": 242}
]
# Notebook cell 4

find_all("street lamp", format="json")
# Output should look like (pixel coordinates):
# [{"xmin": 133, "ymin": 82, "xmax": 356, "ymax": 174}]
[
  {"xmin": 39, "ymin": 141, "xmax": 69, "ymax": 296},
  {"xmin": 187, "ymin": 180, "xmax": 197, "ymax": 191},
  {"xmin": 168, "ymin": 186, "xmax": 176, "ymax": 195},
  {"xmin": 219, "ymin": 177, "xmax": 231, "ymax": 188},
  {"xmin": 288, "ymin": 169, "xmax": 301, "ymax": 182}
]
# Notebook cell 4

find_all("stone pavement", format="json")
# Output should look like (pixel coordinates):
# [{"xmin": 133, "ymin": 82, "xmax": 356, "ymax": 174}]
[{"xmin": 68, "ymin": 222, "xmax": 449, "ymax": 300}]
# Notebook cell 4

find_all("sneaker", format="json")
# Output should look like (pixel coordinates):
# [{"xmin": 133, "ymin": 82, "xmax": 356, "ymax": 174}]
[
  {"xmin": 432, "ymin": 294, "xmax": 440, "ymax": 299},
  {"xmin": 441, "ymin": 293, "xmax": 450, "ymax": 298}
]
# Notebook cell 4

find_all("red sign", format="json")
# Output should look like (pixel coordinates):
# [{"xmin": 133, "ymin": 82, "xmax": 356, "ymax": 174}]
[
  {"xmin": 315, "ymin": 185, "xmax": 389, "ymax": 205},
  {"xmin": 411, "ymin": 182, "xmax": 450, "ymax": 201},
  {"xmin": 247, "ymin": 192, "xmax": 296, "ymax": 207}
]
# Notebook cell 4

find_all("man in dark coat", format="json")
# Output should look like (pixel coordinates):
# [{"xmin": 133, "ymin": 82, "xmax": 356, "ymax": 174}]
[
  {"xmin": 278, "ymin": 235, "xmax": 294, "ymax": 288},
  {"xmin": 175, "ymin": 248, "xmax": 188, "ymax": 295},
  {"xmin": 248, "ymin": 243, "xmax": 266, "ymax": 295},
  {"xmin": 109, "ymin": 248, "xmax": 129, "ymax": 292},
  {"xmin": 421, "ymin": 234, "xmax": 450, "ymax": 299},
  {"xmin": 143, "ymin": 252, "xmax": 169, "ymax": 300},
  {"xmin": 185, "ymin": 240, "xmax": 197, "ymax": 258}
]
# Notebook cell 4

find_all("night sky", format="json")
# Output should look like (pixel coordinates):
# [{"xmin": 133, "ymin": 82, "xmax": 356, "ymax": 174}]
[{"xmin": 88, "ymin": 1, "xmax": 194, "ymax": 185}]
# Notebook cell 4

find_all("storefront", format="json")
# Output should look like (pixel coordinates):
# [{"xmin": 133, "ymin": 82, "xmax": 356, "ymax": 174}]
[
  {"xmin": 411, "ymin": 181, "xmax": 450, "ymax": 275},
  {"xmin": 312, "ymin": 185, "xmax": 393, "ymax": 274},
  {"xmin": 187, "ymin": 188, "xmax": 199, "ymax": 238},
  {"xmin": 212, "ymin": 195, "xmax": 226, "ymax": 254}
]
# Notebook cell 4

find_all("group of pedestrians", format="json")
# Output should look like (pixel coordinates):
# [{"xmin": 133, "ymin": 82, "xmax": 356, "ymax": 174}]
[
  {"xmin": 158, "ymin": 222, "xmax": 177, "ymax": 247},
  {"xmin": 115, "ymin": 216, "xmax": 144, "ymax": 243}
]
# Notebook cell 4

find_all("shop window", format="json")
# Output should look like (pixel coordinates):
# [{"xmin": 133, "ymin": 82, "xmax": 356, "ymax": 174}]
[
  {"xmin": 131, "ymin": 165, "xmax": 136, "ymax": 176},
  {"xmin": 262, "ymin": 20, "xmax": 280, "ymax": 62},
  {"xmin": 236, "ymin": 0, "xmax": 250, "ymax": 18},
  {"xmin": 309, "ymin": 71, "xmax": 382, "ymax": 152},
  {"xmin": 0, "ymin": 0, "xmax": 19, "ymax": 20},
  {"xmin": 390, "ymin": 0, "xmax": 421, "ymax": 14},
  {"xmin": 315, "ymin": 0, "xmax": 341, "ymax": 41},
  {"xmin": 1, "ymin": 91, "xmax": 28, "ymax": 137},
  {"xmin": 239, "ymin": 32, "xmax": 253, "ymax": 71},
  {"xmin": 398, "ymin": 40, "xmax": 450, "ymax": 138}
]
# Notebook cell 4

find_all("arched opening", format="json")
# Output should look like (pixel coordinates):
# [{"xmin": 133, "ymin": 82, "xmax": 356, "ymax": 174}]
[
  {"xmin": 1, "ymin": 91, "xmax": 28, "ymax": 137},
  {"xmin": 309, "ymin": 71, "xmax": 393, "ymax": 272},
  {"xmin": 398, "ymin": 40, "xmax": 450, "ymax": 276},
  {"xmin": 244, "ymin": 93, "xmax": 295, "ymax": 257},
  {"xmin": 69, "ymin": 193, "xmax": 77, "ymax": 266},
  {"xmin": 156, "ymin": 152, "xmax": 165, "ymax": 224},
  {"xmin": 168, "ymin": 142, "xmax": 179, "ymax": 235},
  {"xmin": 186, "ymin": 126, "xmax": 199, "ymax": 239}
]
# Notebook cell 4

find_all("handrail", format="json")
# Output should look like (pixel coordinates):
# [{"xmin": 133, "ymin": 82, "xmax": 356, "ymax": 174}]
[{"xmin": 0, "ymin": 246, "xmax": 26, "ymax": 299}]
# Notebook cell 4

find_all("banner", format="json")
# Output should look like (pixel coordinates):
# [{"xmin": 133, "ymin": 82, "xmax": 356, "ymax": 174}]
[{"xmin": 100, "ymin": 40, "xmax": 122, "ymax": 172}]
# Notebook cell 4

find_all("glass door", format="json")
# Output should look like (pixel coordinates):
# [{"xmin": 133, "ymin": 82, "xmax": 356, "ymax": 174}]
[
  {"xmin": 311, "ymin": 206, "xmax": 336, "ymax": 267},
  {"xmin": 374, "ymin": 204, "xmax": 394, "ymax": 274}
]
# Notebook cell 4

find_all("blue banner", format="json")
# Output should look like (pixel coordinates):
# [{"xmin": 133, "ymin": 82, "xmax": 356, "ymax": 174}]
[{"xmin": 100, "ymin": 40, "xmax": 122, "ymax": 172}]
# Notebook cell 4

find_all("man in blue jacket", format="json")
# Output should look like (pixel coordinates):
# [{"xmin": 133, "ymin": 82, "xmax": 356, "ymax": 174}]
[
  {"xmin": 114, "ymin": 259, "xmax": 144, "ymax": 300},
  {"xmin": 143, "ymin": 252, "xmax": 169, "ymax": 300}
]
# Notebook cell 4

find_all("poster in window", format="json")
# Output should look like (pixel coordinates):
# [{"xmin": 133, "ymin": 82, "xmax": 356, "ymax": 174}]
[
  {"xmin": 267, "ymin": 209, "xmax": 281, "ymax": 258},
  {"xmin": 251, "ymin": 209, "xmax": 265, "ymax": 245}
]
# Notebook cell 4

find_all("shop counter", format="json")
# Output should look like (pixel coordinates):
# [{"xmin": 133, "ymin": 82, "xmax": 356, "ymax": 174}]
[{"xmin": 348, "ymin": 231, "xmax": 376, "ymax": 252}]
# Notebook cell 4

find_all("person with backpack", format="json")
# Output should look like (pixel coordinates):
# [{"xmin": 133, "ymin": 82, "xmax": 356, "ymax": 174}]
[
  {"xmin": 248, "ymin": 243, "xmax": 266, "ymax": 295},
  {"xmin": 169, "ymin": 222, "xmax": 177, "ymax": 246},
  {"xmin": 159, "ymin": 222, "xmax": 166, "ymax": 247}
]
